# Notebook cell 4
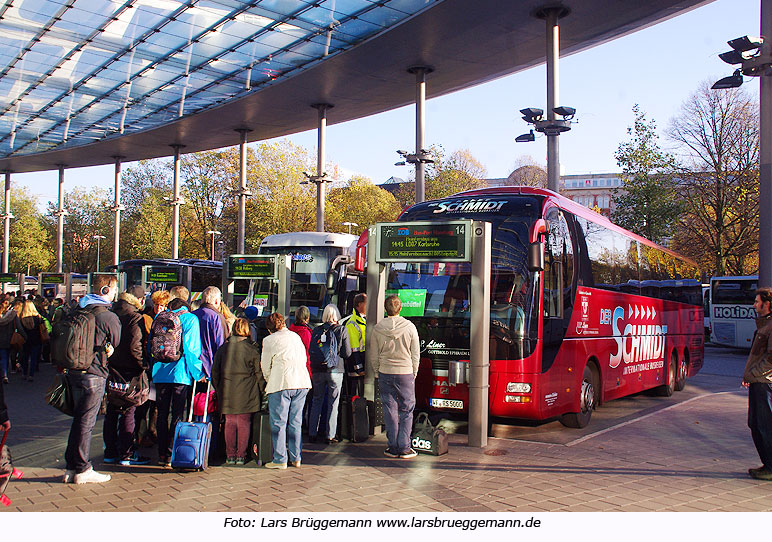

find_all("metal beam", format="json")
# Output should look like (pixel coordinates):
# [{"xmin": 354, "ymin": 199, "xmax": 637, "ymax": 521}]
[
  {"xmin": 56, "ymin": 165, "xmax": 66, "ymax": 273},
  {"xmin": 170, "ymin": 144, "xmax": 184, "ymax": 259},
  {"xmin": 760, "ymin": 0, "xmax": 772, "ymax": 286},
  {"xmin": 2, "ymin": 172, "xmax": 10, "ymax": 274}
]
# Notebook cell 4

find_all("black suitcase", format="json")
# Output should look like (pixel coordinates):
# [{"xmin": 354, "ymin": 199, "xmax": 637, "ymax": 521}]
[
  {"xmin": 349, "ymin": 395, "xmax": 369, "ymax": 442},
  {"xmin": 250, "ymin": 411, "xmax": 273, "ymax": 466}
]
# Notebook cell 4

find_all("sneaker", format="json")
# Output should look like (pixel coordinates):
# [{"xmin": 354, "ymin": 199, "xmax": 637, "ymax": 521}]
[
  {"xmin": 2, "ymin": 376, "xmax": 8, "ymax": 384},
  {"xmin": 73, "ymin": 468, "xmax": 111, "ymax": 484},
  {"xmin": 119, "ymin": 454, "xmax": 151, "ymax": 466},
  {"xmin": 264, "ymin": 462, "xmax": 287, "ymax": 470},
  {"xmin": 383, "ymin": 448, "xmax": 400, "ymax": 458},
  {"xmin": 289, "ymin": 460, "xmax": 301, "ymax": 468},
  {"xmin": 158, "ymin": 457, "xmax": 172, "ymax": 468},
  {"xmin": 103, "ymin": 456, "xmax": 119, "ymax": 464},
  {"xmin": 226, "ymin": 457, "xmax": 237, "ymax": 465},
  {"xmin": 400, "ymin": 448, "xmax": 418, "ymax": 459},
  {"xmin": 326, "ymin": 437, "xmax": 339, "ymax": 444},
  {"xmin": 235, "ymin": 457, "xmax": 246, "ymax": 466},
  {"xmin": 62, "ymin": 470, "xmax": 75, "ymax": 483},
  {"xmin": 749, "ymin": 466, "xmax": 772, "ymax": 480}
]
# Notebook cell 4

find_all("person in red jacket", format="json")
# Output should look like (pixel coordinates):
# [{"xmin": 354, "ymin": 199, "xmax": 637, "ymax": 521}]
[{"xmin": 289, "ymin": 306, "xmax": 312, "ymax": 377}]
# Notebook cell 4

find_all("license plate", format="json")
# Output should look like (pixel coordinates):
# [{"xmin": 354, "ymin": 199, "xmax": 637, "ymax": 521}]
[{"xmin": 430, "ymin": 398, "xmax": 464, "ymax": 409}]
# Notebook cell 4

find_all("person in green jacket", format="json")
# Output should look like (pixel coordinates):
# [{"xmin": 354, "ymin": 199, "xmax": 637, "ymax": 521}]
[{"xmin": 341, "ymin": 293, "xmax": 366, "ymax": 396}]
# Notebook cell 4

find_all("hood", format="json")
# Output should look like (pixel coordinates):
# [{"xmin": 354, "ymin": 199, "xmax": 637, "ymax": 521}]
[
  {"xmin": 112, "ymin": 298, "xmax": 139, "ymax": 316},
  {"xmin": 79, "ymin": 293, "xmax": 112, "ymax": 308},
  {"xmin": 380, "ymin": 316, "xmax": 412, "ymax": 331}
]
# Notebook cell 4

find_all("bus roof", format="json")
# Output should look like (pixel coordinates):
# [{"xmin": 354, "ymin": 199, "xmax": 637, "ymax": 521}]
[
  {"xmin": 451, "ymin": 186, "xmax": 700, "ymax": 269},
  {"xmin": 259, "ymin": 232, "xmax": 358, "ymax": 249},
  {"xmin": 710, "ymin": 275, "xmax": 759, "ymax": 281},
  {"xmin": 108, "ymin": 258, "xmax": 222, "ymax": 269}
]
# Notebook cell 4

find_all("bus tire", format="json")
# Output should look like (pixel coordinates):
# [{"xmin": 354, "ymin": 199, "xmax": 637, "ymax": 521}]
[
  {"xmin": 675, "ymin": 351, "xmax": 688, "ymax": 392},
  {"xmin": 560, "ymin": 364, "xmax": 597, "ymax": 429},
  {"xmin": 657, "ymin": 353, "xmax": 676, "ymax": 397}
]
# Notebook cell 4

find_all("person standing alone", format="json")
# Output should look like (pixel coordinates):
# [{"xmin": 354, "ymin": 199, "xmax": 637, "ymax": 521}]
[{"xmin": 743, "ymin": 287, "xmax": 772, "ymax": 481}]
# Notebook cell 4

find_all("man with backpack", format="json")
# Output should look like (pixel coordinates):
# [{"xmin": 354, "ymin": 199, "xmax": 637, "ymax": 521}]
[
  {"xmin": 61, "ymin": 274, "xmax": 121, "ymax": 484},
  {"xmin": 308, "ymin": 304, "xmax": 351, "ymax": 444},
  {"xmin": 151, "ymin": 285, "xmax": 203, "ymax": 468}
]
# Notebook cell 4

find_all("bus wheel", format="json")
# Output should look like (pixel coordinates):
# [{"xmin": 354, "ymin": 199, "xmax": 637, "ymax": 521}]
[
  {"xmin": 657, "ymin": 353, "xmax": 676, "ymax": 397},
  {"xmin": 560, "ymin": 365, "xmax": 596, "ymax": 429},
  {"xmin": 674, "ymin": 353, "xmax": 688, "ymax": 392}
]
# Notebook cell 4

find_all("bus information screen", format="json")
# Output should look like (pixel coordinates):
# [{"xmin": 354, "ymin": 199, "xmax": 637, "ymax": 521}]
[
  {"xmin": 228, "ymin": 255, "xmax": 277, "ymax": 280},
  {"xmin": 145, "ymin": 267, "xmax": 181, "ymax": 284},
  {"xmin": 40, "ymin": 273, "xmax": 65, "ymax": 284},
  {"xmin": 377, "ymin": 221, "xmax": 472, "ymax": 263},
  {"xmin": 0, "ymin": 273, "xmax": 16, "ymax": 284}
]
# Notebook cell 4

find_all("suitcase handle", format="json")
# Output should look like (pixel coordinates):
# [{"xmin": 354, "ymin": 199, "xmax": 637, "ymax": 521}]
[
  {"xmin": 0, "ymin": 427, "xmax": 8, "ymax": 452},
  {"xmin": 188, "ymin": 380, "xmax": 211, "ymax": 423}
]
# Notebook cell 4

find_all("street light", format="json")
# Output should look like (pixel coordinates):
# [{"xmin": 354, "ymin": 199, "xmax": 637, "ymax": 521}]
[
  {"xmin": 207, "ymin": 230, "xmax": 221, "ymax": 261},
  {"xmin": 515, "ymin": 105, "xmax": 576, "ymax": 191},
  {"xmin": 342, "ymin": 221, "xmax": 358, "ymax": 234},
  {"xmin": 93, "ymin": 235, "xmax": 105, "ymax": 272}
]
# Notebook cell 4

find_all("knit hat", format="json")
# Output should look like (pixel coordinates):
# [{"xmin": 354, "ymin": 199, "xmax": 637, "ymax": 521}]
[{"xmin": 244, "ymin": 305, "xmax": 259, "ymax": 320}]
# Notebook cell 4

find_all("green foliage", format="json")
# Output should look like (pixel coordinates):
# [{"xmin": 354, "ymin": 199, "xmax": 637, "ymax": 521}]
[
  {"xmin": 612, "ymin": 105, "xmax": 682, "ymax": 244},
  {"xmin": 4, "ymin": 187, "xmax": 52, "ymax": 274},
  {"xmin": 326, "ymin": 176, "xmax": 401, "ymax": 235}
]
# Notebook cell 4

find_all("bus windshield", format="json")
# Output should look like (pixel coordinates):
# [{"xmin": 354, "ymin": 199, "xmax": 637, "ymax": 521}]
[
  {"xmin": 711, "ymin": 278, "xmax": 758, "ymax": 305},
  {"xmin": 391, "ymin": 195, "xmax": 541, "ymax": 360}
]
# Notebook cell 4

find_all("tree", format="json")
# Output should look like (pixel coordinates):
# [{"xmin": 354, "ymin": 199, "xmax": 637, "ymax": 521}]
[
  {"xmin": 4, "ymin": 187, "xmax": 52, "ymax": 274},
  {"xmin": 121, "ymin": 159, "xmax": 174, "ymax": 260},
  {"xmin": 507, "ymin": 155, "xmax": 547, "ymax": 187},
  {"xmin": 611, "ymin": 105, "xmax": 682, "ymax": 244},
  {"xmin": 395, "ymin": 146, "xmax": 487, "ymax": 207},
  {"xmin": 325, "ymin": 176, "xmax": 402, "ymax": 235},
  {"xmin": 667, "ymin": 82, "xmax": 759, "ymax": 276}
]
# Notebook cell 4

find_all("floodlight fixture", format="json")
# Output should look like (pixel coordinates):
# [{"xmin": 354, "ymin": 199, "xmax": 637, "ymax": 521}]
[
  {"xmin": 553, "ymin": 106, "xmax": 576, "ymax": 119},
  {"xmin": 520, "ymin": 107, "xmax": 543, "ymax": 123},
  {"xmin": 394, "ymin": 161, "xmax": 406, "ymax": 166},
  {"xmin": 711, "ymin": 69, "xmax": 744, "ymax": 89},
  {"xmin": 515, "ymin": 130, "xmax": 535, "ymax": 143},
  {"xmin": 396, "ymin": 149, "xmax": 408, "ymax": 155},
  {"xmin": 719, "ymin": 49, "xmax": 755, "ymax": 65},
  {"xmin": 727, "ymin": 35, "xmax": 764, "ymax": 52}
]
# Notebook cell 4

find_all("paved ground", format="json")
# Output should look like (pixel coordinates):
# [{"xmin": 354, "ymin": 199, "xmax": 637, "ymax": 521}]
[{"xmin": 2, "ymin": 344, "xmax": 771, "ymax": 512}]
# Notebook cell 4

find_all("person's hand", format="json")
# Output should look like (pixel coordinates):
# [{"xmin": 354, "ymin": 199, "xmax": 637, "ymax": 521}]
[
  {"xmin": 742, "ymin": 380, "xmax": 750, "ymax": 388},
  {"xmin": 1, "ymin": 420, "xmax": 10, "ymax": 432},
  {"xmin": 105, "ymin": 343, "xmax": 114, "ymax": 358}
]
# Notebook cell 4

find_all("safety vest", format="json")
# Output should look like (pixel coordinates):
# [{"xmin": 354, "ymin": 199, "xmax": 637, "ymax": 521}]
[{"xmin": 343, "ymin": 309, "xmax": 366, "ymax": 352}]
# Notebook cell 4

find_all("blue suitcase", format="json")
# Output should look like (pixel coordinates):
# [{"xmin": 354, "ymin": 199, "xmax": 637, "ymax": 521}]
[{"xmin": 171, "ymin": 381, "xmax": 212, "ymax": 470}]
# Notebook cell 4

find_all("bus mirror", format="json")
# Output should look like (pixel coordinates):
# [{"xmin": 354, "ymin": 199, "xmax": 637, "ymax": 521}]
[
  {"xmin": 326, "ymin": 270, "xmax": 336, "ymax": 292},
  {"xmin": 355, "ymin": 245, "xmax": 366, "ymax": 273},
  {"xmin": 528, "ymin": 241, "xmax": 545, "ymax": 272}
]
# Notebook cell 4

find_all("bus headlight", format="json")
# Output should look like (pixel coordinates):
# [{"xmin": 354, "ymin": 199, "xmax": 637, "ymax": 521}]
[
  {"xmin": 506, "ymin": 382, "xmax": 531, "ymax": 393},
  {"xmin": 505, "ymin": 395, "xmax": 532, "ymax": 403}
]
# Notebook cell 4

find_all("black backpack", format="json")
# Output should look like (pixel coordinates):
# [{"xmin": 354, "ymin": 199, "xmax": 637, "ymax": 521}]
[
  {"xmin": 309, "ymin": 323, "xmax": 340, "ymax": 370},
  {"xmin": 50, "ymin": 305, "xmax": 106, "ymax": 370}
]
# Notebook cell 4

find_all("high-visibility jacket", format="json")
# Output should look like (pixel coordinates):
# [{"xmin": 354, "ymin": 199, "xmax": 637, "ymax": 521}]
[{"xmin": 342, "ymin": 309, "xmax": 366, "ymax": 352}]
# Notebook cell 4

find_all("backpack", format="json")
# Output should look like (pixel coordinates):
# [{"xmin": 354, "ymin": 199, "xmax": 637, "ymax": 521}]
[
  {"xmin": 50, "ymin": 305, "xmax": 106, "ymax": 370},
  {"xmin": 309, "ymin": 323, "xmax": 339, "ymax": 370},
  {"xmin": 150, "ymin": 309, "xmax": 184, "ymax": 362}
]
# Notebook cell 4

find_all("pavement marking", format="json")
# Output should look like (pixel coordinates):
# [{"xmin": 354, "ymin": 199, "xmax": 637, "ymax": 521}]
[{"xmin": 564, "ymin": 390, "xmax": 742, "ymax": 447}]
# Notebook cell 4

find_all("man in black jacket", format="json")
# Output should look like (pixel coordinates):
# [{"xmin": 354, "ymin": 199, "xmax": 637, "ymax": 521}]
[
  {"xmin": 104, "ymin": 290, "xmax": 149, "ymax": 466},
  {"xmin": 63, "ymin": 274, "xmax": 121, "ymax": 484}
]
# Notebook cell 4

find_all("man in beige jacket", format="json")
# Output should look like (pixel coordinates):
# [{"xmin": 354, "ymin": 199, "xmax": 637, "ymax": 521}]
[{"xmin": 370, "ymin": 294, "xmax": 420, "ymax": 458}]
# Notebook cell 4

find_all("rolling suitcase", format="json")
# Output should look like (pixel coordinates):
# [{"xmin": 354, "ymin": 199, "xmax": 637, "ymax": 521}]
[
  {"xmin": 171, "ymin": 381, "xmax": 212, "ymax": 470},
  {"xmin": 250, "ymin": 411, "xmax": 273, "ymax": 466},
  {"xmin": 350, "ymin": 395, "xmax": 369, "ymax": 442}
]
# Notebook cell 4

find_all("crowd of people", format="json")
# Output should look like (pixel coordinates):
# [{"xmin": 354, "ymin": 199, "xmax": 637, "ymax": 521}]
[{"xmin": 0, "ymin": 277, "xmax": 424, "ymax": 485}]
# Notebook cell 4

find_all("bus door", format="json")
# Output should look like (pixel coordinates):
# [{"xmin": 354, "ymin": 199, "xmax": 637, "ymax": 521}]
[{"xmin": 542, "ymin": 209, "xmax": 575, "ymax": 372}]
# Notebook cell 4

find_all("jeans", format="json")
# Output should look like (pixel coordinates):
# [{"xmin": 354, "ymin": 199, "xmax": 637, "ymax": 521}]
[
  {"xmin": 65, "ymin": 372, "xmax": 107, "ymax": 473},
  {"xmin": 22, "ymin": 343, "xmax": 42, "ymax": 378},
  {"xmin": 0, "ymin": 348, "xmax": 9, "ymax": 378},
  {"xmin": 379, "ymin": 373, "xmax": 416, "ymax": 454},
  {"xmin": 224, "ymin": 413, "xmax": 252, "ymax": 458},
  {"xmin": 268, "ymin": 389, "xmax": 309, "ymax": 464},
  {"xmin": 156, "ymin": 383, "xmax": 190, "ymax": 460},
  {"xmin": 103, "ymin": 403, "xmax": 137, "ymax": 460},
  {"xmin": 309, "ymin": 372, "xmax": 343, "ymax": 439},
  {"xmin": 748, "ymin": 382, "xmax": 772, "ymax": 468}
]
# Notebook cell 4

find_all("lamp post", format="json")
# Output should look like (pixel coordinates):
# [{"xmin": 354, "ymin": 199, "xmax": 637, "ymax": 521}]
[
  {"xmin": 207, "ymin": 230, "xmax": 221, "ymax": 261},
  {"xmin": 343, "ymin": 221, "xmax": 358, "ymax": 235},
  {"xmin": 93, "ymin": 234, "xmax": 105, "ymax": 272}
]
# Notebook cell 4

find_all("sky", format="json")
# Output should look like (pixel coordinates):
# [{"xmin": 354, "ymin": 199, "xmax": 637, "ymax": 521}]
[{"xmin": 8, "ymin": 0, "xmax": 762, "ymax": 208}]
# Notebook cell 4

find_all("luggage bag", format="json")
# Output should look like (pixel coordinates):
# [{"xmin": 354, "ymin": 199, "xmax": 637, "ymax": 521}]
[
  {"xmin": 339, "ymin": 394, "xmax": 369, "ymax": 443},
  {"xmin": 171, "ymin": 381, "xmax": 212, "ymax": 470},
  {"xmin": 250, "ymin": 411, "xmax": 273, "ymax": 466}
]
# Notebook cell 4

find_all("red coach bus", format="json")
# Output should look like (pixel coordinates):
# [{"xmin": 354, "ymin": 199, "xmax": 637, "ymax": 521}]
[{"xmin": 385, "ymin": 187, "xmax": 703, "ymax": 428}]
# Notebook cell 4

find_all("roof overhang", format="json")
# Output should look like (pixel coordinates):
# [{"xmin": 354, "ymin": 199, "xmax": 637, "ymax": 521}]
[{"xmin": 0, "ymin": 0, "xmax": 712, "ymax": 173}]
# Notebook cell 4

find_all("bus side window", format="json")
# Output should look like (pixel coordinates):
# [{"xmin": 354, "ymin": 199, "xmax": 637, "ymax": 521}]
[{"xmin": 543, "ymin": 211, "xmax": 564, "ymax": 319}]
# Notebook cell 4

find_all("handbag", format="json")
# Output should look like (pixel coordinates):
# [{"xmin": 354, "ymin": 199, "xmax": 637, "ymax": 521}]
[
  {"xmin": 411, "ymin": 412, "xmax": 448, "ymax": 456},
  {"xmin": 106, "ymin": 369, "xmax": 150, "ymax": 409},
  {"xmin": 39, "ymin": 321, "xmax": 49, "ymax": 343},
  {"xmin": 193, "ymin": 387, "xmax": 217, "ymax": 416},
  {"xmin": 44, "ymin": 372, "xmax": 74, "ymax": 416},
  {"xmin": 10, "ymin": 331, "xmax": 24, "ymax": 350}
]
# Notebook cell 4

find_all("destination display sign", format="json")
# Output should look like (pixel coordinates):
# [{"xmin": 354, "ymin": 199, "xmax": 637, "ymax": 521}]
[
  {"xmin": 40, "ymin": 273, "xmax": 65, "ymax": 284},
  {"xmin": 228, "ymin": 255, "xmax": 277, "ymax": 280},
  {"xmin": 145, "ymin": 267, "xmax": 181, "ymax": 284},
  {"xmin": 376, "ymin": 220, "xmax": 472, "ymax": 263},
  {"xmin": 0, "ymin": 273, "xmax": 16, "ymax": 284}
]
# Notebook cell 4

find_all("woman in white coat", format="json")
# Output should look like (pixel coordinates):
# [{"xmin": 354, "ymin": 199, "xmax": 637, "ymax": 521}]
[{"xmin": 260, "ymin": 312, "xmax": 312, "ymax": 469}]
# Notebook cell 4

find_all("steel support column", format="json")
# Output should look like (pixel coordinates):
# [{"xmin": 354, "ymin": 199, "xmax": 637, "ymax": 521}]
[
  {"xmin": 110, "ymin": 157, "xmax": 125, "ymax": 267},
  {"xmin": 236, "ymin": 129, "xmax": 251, "ymax": 254},
  {"xmin": 2, "ymin": 172, "xmax": 10, "ymax": 274},
  {"xmin": 409, "ymin": 67, "xmax": 430, "ymax": 203},
  {"xmin": 760, "ymin": 0, "xmax": 772, "ymax": 286},
  {"xmin": 310, "ymin": 104, "xmax": 333, "ymax": 232},
  {"xmin": 541, "ymin": 7, "xmax": 565, "ymax": 193},
  {"xmin": 170, "ymin": 144, "xmax": 184, "ymax": 259},
  {"xmin": 56, "ymin": 165, "xmax": 66, "ymax": 273}
]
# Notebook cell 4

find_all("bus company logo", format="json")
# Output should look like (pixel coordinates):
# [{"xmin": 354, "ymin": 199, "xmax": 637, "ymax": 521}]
[
  {"xmin": 609, "ymin": 305, "xmax": 667, "ymax": 369},
  {"xmin": 713, "ymin": 306, "xmax": 756, "ymax": 319},
  {"xmin": 428, "ymin": 199, "xmax": 507, "ymax": 214},
  {"xmin": 581, "ymin": 297, "xmax": 589, "ymax": 316},
  {"xmin": 396, "ymin": 228, "xmax": 411, "ymax": 236},
  {"xmin": 544, "ymin": 392, "xmax": 558, "ymax": 406}
]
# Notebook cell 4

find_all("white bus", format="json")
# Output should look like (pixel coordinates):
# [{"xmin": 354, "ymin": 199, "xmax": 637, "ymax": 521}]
[{"xmin": 710, "ymin": 275, "xmax": 758, "ymax": 348}]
